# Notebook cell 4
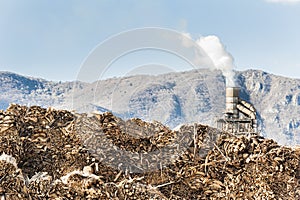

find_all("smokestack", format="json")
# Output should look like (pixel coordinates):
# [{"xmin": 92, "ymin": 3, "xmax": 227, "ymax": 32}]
[{"xmin": 225, "ymin": 87, "xmax": 240, "ymax": 119}]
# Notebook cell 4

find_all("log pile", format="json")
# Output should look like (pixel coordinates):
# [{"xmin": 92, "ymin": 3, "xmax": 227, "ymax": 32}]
[{"xmin": 0, "ymin": 104, "xmax": 299, "ymax": 199}]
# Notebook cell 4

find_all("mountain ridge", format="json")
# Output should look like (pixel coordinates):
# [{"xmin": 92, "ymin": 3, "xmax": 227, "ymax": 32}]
[{"xmin": 1, "ymin": 69, "xmax": 300, "ymax": 146}]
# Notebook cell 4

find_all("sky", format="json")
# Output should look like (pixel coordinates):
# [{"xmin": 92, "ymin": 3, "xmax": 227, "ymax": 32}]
[{"xmin": 0, "ymin": 0, "xmax": 300, "ymax": 81}]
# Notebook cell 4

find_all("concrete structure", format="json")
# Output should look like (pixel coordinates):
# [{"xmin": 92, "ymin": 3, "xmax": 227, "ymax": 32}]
[{"xmin": 217, "ymin": 87, "xmax": 257, "ymax": 134}]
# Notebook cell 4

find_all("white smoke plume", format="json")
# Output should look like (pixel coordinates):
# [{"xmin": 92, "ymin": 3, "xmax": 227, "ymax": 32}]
[{"xmin": 196, "ymin": 35, "xmax": 236, "ymax": 87}]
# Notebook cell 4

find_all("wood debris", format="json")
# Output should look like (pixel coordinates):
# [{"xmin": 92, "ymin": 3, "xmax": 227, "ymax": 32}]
[{"xmin": 0, "ymin": 104, "xmax": 299, "ymax": 199}]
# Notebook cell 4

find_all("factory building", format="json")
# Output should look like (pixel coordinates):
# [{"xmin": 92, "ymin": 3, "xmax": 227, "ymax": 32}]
[{"xmin": 217, "ymin": 87, "xmax": 257, "ymax": 134}]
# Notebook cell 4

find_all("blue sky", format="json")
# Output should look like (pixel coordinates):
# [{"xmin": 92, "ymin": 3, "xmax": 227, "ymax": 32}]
[{"xmin": 0, "ymin": 0, "xmax": 300, "ymax": 81}]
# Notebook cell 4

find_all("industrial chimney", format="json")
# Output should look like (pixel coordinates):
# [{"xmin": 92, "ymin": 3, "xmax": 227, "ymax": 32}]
[
  {"xmin": 225, "ymin": 87, "xmax": 240, "ymax": 119},
  {"xmin": 217, "ymin": 86, "xmax": 257, "ymax": 134}
]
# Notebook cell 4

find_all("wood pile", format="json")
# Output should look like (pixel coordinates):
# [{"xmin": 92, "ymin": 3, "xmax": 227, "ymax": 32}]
[{"xmin": 0, "ymin": 104, "xmax": 299, "ymax": 199}]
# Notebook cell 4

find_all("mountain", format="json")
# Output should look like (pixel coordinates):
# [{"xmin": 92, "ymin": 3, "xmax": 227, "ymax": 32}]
[{"xmin": 1, "ymin": 69, "xmax": 300, "ymax": 146}]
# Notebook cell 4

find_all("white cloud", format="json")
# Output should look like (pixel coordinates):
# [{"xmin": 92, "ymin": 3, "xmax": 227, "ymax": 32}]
[{"xmin": 265, "ymin": 0, "xmax": 300, "ymax": 4}]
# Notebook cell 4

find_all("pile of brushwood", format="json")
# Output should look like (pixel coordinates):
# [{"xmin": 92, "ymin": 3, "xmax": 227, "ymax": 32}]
[{"xmin": 0, "ymin": 104, "xmax": 299, "ymax": 199}]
